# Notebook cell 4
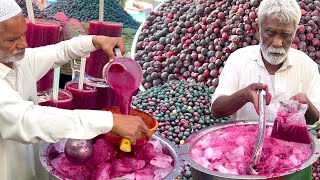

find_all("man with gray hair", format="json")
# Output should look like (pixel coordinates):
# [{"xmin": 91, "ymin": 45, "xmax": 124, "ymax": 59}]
[
  {"xmin": 0, "ymin": 0, "xmax": 150, "ymax": 179},
  {"xmin": 211, "ymin": 0, "xmax": 320, "ymax": 124}
]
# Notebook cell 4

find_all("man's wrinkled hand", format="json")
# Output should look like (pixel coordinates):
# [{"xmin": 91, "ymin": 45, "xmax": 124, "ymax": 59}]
[
  {"xmin": 111, "ymin": 114, "xmax": 151, "ymax": 145},
  {"xmin": 243, "ymin": 83, "xmax": 272, "ymax": 114},
  {"xmin": 290, "ymin": 93, "xmax": 309, "ymax": 104},
  {"xmin": 92, "ymin": 36, "xmax": 126, "ymax": 60}
]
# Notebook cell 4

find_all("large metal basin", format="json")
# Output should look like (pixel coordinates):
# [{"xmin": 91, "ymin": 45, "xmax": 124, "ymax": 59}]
[
  {"xmin": 40, "ymin": 133, "xmax": 183, "ymax": 180},
  {"xmin": 181, "ymin": 120, "xmax": 320, "ymax": 180}
]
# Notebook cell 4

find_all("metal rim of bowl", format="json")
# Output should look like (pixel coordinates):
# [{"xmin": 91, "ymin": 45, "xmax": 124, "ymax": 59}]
[
  {"xmin": 180, "ymin": 120, "xmax": 320, "ymax": 180},
  {"xmin": 39, "ymin": 133, "xmax": 184, "ymax": 180}
]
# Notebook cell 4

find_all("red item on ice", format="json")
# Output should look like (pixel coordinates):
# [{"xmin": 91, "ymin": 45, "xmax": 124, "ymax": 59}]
[{"xmin": 271, "ymin": 100, "xmax": 312, "ymax": 144}]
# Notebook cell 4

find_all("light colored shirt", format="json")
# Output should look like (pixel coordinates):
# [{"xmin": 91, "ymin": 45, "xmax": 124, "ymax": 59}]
[
  {"xmin": 0, "ymin": 36, "xmax": 114, "ymax": 180},
  {"xmin": 269, "ymin": 75, "xmax": 275, "ymax": 94},
  {"xmin": 211, "ymin": 45, "xmax": 320, "ymax": 122}
]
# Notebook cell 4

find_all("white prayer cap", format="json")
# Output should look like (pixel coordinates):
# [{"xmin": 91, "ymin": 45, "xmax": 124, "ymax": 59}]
[{"xmin": 0, "ymin": 0, "xmax": 22, "ymax": 22}]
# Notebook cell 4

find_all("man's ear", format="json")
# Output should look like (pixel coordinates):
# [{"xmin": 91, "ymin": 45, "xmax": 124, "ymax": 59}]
[{"xmin": 255, "ymin": 23, "xmax": 260, "ymax": 41}]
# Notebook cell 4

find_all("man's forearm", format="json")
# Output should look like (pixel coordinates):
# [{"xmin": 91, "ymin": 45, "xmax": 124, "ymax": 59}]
[
  {"xmin": 305, "ymin": 100, "xmax": 319, "ymax": 125},
  {"xmin": 211, "ymin": 89, "xmax": 248, "ymax": 118}
]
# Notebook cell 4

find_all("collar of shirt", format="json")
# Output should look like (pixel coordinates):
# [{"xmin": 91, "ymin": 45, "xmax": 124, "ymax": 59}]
[
  {"xmin": 0, "ymin": 59, "xmax": 22, "ymax": 79},
  {"xmin": 250, "ymin": 44, "xmax": 294, "ymax": 72},
  {"xmin": 0, "ymin": 63, "xmax": 12, "ymax": 79}
]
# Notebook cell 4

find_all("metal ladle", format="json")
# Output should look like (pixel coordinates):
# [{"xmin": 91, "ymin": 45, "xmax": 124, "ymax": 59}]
[{"xmin": 247, "ymin": 87, "xmax": 267, "ymax": 175}]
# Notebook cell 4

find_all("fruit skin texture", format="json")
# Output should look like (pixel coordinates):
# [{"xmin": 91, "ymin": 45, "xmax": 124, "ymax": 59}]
[
  {"xmin": 135, "ymin": 0, "xmax": 320, "ymax": 90},
  {"xmin": 39, "ymin": 0, "xmax": 140, "ymax": 29}
]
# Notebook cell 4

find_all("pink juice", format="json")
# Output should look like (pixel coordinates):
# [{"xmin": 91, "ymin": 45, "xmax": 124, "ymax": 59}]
[
  {"xmin": 38, "ymin": 89, "xmax": 73, "ymax": 110},
  {"xmin": 107, "ymin": 65, "xmax": 139, "ymax": 115},
  {"xmin": 65, "ymin": 81, "xmax": 97, "ymax": 110},
  {"xmin": 86, "ymin": 21, "xmax": 123, "ymax": 80},
  {"xmin": 271, "ymin": 112, "xmax": 312, "ymax": 144},
  {"xmin": 25, "ymin": 19, "xmax": 61, "ymax": 93},
  {"xmin": 95, "ymin": 86, "xmax": 119, "ymax": 110},
  {"xmin": 106, "ymin": 58, "xmax": 142, "ymax": 115}
]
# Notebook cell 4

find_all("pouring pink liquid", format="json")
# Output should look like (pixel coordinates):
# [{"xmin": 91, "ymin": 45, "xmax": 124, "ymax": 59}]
[
  {"xmin": 105, "ymin": 49, "xmax": 143, "ymax": 152},
  {"xmin": 86, "ymin": 21, "xmax": 123, "ymax": 80},
  {"xmin": 25, "ymin": 19, "xmax": 61, "ymax": 93},
  {"xmin": 65, "ymin": 81, "xmax": 97, "ymax": 110},
  {"xmin": 107, "ymin": 63, "xmax": 141, "ymax": 115},
  {"xmin": 95, "ymin": 86, "xmax": 119, "ymax": 110}
]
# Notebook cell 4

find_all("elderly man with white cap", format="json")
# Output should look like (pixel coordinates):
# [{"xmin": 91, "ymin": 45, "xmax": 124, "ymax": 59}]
[{"xmin": 0, "ymin": 0, "xmax": 151, "ymax": 179}]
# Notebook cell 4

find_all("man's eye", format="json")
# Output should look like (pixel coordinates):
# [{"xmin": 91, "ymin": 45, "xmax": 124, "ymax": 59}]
[
  {"xmin": 283, "ymin": 33, "xmax": 292, "ymax": 38},
  {"xmin": 266, "ymin": 31, "xmax": 274, "ymax": 36},
  {"xmin": 7, "ymin": 39, "xmax": 16, "ymax": 42}
]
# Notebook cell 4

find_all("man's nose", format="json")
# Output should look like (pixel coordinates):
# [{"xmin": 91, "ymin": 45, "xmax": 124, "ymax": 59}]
[
  {"xmin": 16, "ymin": 35, "xmax": 28, "ymax": 49},
  {"xmin": 272, "ymin": 37, "xmax": 282, "ymax": 48}
]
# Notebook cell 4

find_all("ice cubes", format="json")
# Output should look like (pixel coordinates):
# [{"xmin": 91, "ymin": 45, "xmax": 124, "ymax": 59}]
[
  {"xmin": 53, "ymin": 139, "xmax": 68, "ymax": 153},
  {"xmin": 51, "ymin": 154, "xmax": 91, "ymax": 180},
  {"xmin": 135, "ymin": 168, "xmax": 154, "ymax": 180},
  {"xmin": 289, "ymin": 155, "xmax": 300, "ymax": 166},
  {"xmin": 89, "ymin": 139, "xmax": 115, "ymax": 167},
  {"xmin": 190, "ymin": 147, "xmax": 204, "ymax": 158},
  {"xmin": 92, "ymin": 163, "xmax": 111, "ymax": 180},
  {"xmin": 111, "ymin": 158, "xmax": 133, "ymax": 175},
  {"xmin": 225, "ymin": 146, "xmax": 244, "ymax": 162},
  {"xmin": 195, "ymin": 134, "xmax": 212, "ymax": 149},
  {"xmin": 133, "ymin": 143, "xmax": 155, "ymax": 161},
  {"xmin": 149, "ymin": 139, "xmax": 163, "ymax": 154},
  {"xmin": 122, "ymin": 157, "xmax": 146, "ymax": 171},
  {"xmin": 120, "ymin": 173, "xmax": 135, "ymax": 180},
  {"xmin": 204, "ymin": 147, "xmax": 214, "ymax": 160},
  {"xmin": 150, "ymin": 154, "xmax": 173, "ymax": 168},
  {"xmin": 153, "ymin": 165, "xmax": 173, "ymax": 180}
]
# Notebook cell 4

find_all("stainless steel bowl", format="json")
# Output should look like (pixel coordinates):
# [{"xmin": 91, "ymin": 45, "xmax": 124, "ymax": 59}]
[
  {"xmin": 181, "ymin": 120, "xmax": 320, "ymax": 180},
  {"xmin": 40, "ymin": 134, "xmax": 183, "ymax": 180}
]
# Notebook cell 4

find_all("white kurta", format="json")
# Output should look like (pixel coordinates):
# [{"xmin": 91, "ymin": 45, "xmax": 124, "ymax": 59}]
[
  {"xmin": 212, "ymin": 45, "xmax": 320, "ymax": 122},
  {"xmin": 0, "ymin": 36, "xmax": 114, "ymax": 180}
]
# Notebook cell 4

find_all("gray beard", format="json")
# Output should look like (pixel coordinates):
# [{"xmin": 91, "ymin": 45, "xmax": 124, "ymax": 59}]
[
  {"xmin": 260, "ymin": 44, "xmax": 288, "ymax": 65},
  {"xmin": 0, "ymin": 51, "xmax": 24, "ymax": 63}
]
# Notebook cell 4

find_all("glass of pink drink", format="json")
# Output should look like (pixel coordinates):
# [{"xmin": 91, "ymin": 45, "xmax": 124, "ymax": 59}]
[
  {"xmin": 95, "ymin": 85, "xmax": 119, "ymax": 110},
  {"xmin": 65, "ymin": 81, "xmax": 97, "ymax": 110},
  {"xmin": 25, "ymin": 19, "xmax": 61, "ymax": 94},
  {"xmin": 85, "ymin": 21, "xmax": 123, "ymax": 81},
  {"xmin": 38, "ymin": 89, "xmax": 73, "ymax": 110}
]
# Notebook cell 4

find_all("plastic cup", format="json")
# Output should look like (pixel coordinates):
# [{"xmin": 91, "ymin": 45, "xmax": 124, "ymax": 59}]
[
  {"xmin": 38, "ymin": 89, "xmax": 73, "ymax": 110},
  {"xmin": 25, "ymin": 19, "xmax": 61, "ymax": 93},
  {"xmin": 65, "ymin": 81, "xmax": 97, "ymax": 110},
  {"xmin": 95, "ymin": 85, "xmax": 119, "ymax": 110}
]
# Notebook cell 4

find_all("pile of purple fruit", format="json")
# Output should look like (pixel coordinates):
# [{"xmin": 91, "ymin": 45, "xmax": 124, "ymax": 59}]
[
  {"xmin": 134, "ymin": 0, "xmax": 320, "ymax": 90},
  {"xmin": 132, "ymin": 80, "xmax": 230, "ymax": 179}
]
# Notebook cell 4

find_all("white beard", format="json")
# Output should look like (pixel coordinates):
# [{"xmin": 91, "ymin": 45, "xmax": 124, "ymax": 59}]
[
  {"xmin": 260, "ymin": 37, "xmax": 289, "ymax": 65},
  {"xmin": 0, "ymin": 50, "xmax": 25, "ymax": 63}
]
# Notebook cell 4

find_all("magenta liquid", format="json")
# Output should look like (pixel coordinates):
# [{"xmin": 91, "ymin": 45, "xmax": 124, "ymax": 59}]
[
  {"xmin": 95, "ymin": 86, "xmax": 119, "ymax": 110},
  {"xmin": 25, "ymin": 19, "xmax": 60, "ymax": 92},
  {"xmin": 271, "ymin": 113, "xmax": 312, "ymax": 144},
  {"xmin": 107, "ymin": 63, "xmax": 141, "ymax": 115},
  {"xmin": 65, "ymin": 81, "xmax": 97, "ymax": 110},
  {"xmin": 38, "ymin": 89, "xmax": 73, "ymax": 110},
  {"xmin": 86, "ymin": 21, "xmax": 123, "ymax": 80}
]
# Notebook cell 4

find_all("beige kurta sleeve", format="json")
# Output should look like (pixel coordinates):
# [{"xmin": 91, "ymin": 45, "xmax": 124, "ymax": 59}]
[
  {"xmin": 0, "ymin": 79, "xmax": 113, "ymax": 143},
  {"xmin": 26, "ymin": 35, "xmax": 97, "ymax": 81}
]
